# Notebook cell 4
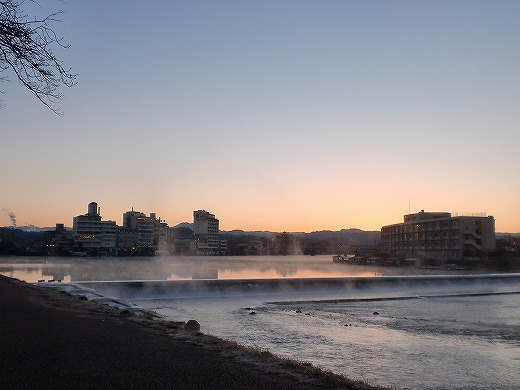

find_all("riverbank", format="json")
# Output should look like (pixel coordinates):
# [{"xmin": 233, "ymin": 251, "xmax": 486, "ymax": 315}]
[{"xmin": 0, "ymin": 275, "xmax": 389, "ymax": 390}]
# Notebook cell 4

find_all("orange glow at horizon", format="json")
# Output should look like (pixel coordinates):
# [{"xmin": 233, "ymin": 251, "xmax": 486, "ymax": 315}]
[
  {"xmin": 1, "ymin": 183, "xmax": 519, "ymax": 233},
  {"xmin": 2, "ymin": 205, "xmax": 520, "ymax": 234}
]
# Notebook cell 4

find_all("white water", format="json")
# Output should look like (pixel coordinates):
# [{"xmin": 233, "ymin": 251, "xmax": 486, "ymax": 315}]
[
  {"xmin": 128, "ymin": 282, "xmax": 520, "ymax": 390},
  {"xmin": 2, "ymin": 255, "xmax": 520, "ymax": 389}
]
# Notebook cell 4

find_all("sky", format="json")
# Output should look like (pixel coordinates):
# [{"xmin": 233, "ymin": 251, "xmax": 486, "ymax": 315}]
[{"xmin": 1, "ymin": 1, "xmax": 519, "ymax": 233}]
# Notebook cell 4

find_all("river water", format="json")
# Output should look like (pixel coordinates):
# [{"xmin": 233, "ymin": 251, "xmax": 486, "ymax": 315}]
[{"xmin": 1, "ymin": 255, "xmax": 519, "ymax": 389}]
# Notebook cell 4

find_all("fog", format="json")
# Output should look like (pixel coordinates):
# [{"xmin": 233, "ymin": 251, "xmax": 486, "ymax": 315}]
[
  {"xmin": 0, "ymin": 254, "xmax": 484, "ymax": 284},
  {"xmin": 2, "ymin": 255, "xmax": 519, "ymax": 389},
  {"xmin": 2, "ymin": 255, "xmax": 517, "ymax": 302}
]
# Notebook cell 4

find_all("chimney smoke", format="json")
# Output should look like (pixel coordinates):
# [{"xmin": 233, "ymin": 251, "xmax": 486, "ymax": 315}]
[{"xmin": 2, "ymin": 208, "xmax": 17, "ymax": 228}]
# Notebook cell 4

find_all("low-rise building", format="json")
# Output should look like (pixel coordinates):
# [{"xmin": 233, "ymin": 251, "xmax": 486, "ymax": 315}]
[{"xmin": 381, "ymin": 210, "xmax": 496, "ymax": 263}]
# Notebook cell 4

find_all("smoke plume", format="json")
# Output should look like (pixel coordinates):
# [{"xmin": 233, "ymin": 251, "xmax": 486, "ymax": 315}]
[{"xmin": 1, "ymin": 208, "xmax": 17, "ymax": 228}]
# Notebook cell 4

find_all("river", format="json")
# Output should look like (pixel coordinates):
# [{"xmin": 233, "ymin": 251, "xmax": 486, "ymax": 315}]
[{"xmin": 1, "ymin": 255, "xmax": 519, "ymax": 389}]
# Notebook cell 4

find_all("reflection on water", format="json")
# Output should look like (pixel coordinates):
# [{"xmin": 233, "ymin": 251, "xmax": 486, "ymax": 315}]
[
  {"xmin": 1, "ymin": 255, "xmax": 438, "ymax": 284},
  {"xmin": 0, "ymin": 263, "xmax": 72, "ymax": 283},
  {"xmin": 217, "ymin": 268, "xmax": 382, "ymax": 280}
]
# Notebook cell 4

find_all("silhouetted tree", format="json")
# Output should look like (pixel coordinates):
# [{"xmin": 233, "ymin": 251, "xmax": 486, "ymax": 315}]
[{"xmin": 0, "ymin": 0, "xmax": 76, "ymax": 114}]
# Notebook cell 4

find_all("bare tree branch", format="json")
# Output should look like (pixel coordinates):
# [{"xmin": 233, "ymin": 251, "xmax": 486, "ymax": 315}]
[{"xmin": 0, "ymin": 0, "xmax": 76, "ymax": 115}]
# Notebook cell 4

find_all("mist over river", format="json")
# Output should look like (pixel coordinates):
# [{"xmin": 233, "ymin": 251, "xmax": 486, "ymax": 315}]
[{"xmin": 2, "ymin": 255, "xmax": 519, "ymax": 389}]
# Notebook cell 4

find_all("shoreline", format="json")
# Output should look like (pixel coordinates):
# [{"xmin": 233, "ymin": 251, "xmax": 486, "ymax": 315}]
[{"xmin": 0, "ymin": 275, "xmax": 390, "ymax": 390}]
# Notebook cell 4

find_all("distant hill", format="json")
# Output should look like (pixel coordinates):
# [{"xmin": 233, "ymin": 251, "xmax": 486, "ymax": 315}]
[
  {"xmin": 296, "ymin": 229, "xmax": 381, "ymax": 246},
  {"xmin": 6, "ymin": 224, "xmax": 517, "ymax": 240},
  {"xmin": 221, "ymin": 228, "xmax": 381, "ymax": 246},
  {"xmin": 169, "ymin": 226, "xmax": 194, "ymax": 239},
  {"xmin": 16, "ymin": 225, "xmax": 65, "ymax": 232},
  {"xmin": 497, "ymin": 233, "xmax": 520, "ymax": 238},
  {"xmin": 223, "ymin": 230, "xmax": 277, "ymax": 239},
  {"xmin": 173, "ymin": 222, "xmax": 193, "ymax": 230}
]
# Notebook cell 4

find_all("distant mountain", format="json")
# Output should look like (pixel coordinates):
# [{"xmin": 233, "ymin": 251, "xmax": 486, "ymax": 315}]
[
  {"xmin": 17, "ymin": 225, "xmax": 62, "ymax": 232},
  {"xmin": 7, "ymin": 224, "xmax": 518, "ymax": 239},
  {"xmin": 173, "ymin": 222, "xmax": 193, "ymax": 230},
  {"xmin": 223, "ymin": 230, "xmax": 277, "ymax": 239},
  {"xmin": 497, "ymin": 233, "xmax": 520, "ymax": 238},
  {"xmin": 221, "ymin": 228, "xmax": 381, "ymax": 246},
  {"xmin": 169, "ymin": 226, "xmax": 194, "ymax": 239},
  {"xmin": 295, "ymin": 229, "xmax": 381, "ymax": 246}
]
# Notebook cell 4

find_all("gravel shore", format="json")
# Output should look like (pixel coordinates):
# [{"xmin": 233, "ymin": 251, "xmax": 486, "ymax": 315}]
[{"xmin": 0, "ymin": 275, "xmax": 390, "ymax": 389}]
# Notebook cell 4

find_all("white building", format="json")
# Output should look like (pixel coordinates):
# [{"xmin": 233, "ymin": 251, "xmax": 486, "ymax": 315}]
[
  {"xmin": 150, "ymin": 213, "xmax": 168, "ymax": 251},
  {"xmin": 381, "ymin": 210, "xmax": 496, "ymax": 262},
  {"xmin": 119, "ymin": 209, "xmax": 167, "ymax": 253},
  {"xmin": 72, "ymin": 202, "xmax": 117, "ymax": 255},
  {"xmin": 193, "ymin": 210, "xmax": 220, "ymax": 255},
  {"xmin": 122, "ymin": 209, "xmax": 154, "ymax": 249}
]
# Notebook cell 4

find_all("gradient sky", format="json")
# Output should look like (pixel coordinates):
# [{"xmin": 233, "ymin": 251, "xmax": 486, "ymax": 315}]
[{"xmin": 1, "ymin": 1, "xmax": 519, "ymax": 232}]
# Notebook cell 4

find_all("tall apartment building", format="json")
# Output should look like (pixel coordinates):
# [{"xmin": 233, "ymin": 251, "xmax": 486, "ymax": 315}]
[
  {"xmin": 72, "ymin": 202, "xmax": 117, "ymax": 255},
  {"xmin": 381, "ymin": 210, "xmax": 496, "ymax": 262},
  {"xmin": 118, "ymin": 209, "xmax": 167, "ymax": 253},
  {"xmin": 193, "ymin": 210, "xmax": 220, "ymax": 255},
  {"xmin": 150, "ymin": 213, "xmax": 168, "ymax": 251}
]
